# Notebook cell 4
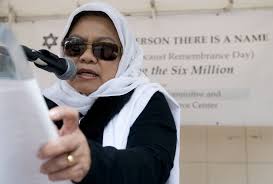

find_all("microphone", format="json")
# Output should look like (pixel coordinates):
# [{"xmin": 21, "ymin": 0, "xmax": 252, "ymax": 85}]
[{"xmin": 21, "ymin": 45, "xmax": 76, "ymax": 80}]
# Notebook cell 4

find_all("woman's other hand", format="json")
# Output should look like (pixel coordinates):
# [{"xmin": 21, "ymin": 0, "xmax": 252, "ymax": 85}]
[{"xmin": 38, "ymin": 106, "xmax": 91, "ymax": 182}]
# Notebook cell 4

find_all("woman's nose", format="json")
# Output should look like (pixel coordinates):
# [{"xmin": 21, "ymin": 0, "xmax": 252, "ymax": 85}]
[{"xmin": 79, "ymin": 46, "xmax": 98, "ymax": 64}]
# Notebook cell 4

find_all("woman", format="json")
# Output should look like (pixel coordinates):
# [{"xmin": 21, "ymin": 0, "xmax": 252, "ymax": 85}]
[{"xmin": 39, "ymin": 2, "xmax": 180, "ymax": 184}]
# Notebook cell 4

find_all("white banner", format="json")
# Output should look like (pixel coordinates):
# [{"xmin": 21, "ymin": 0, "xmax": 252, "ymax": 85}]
[
  {"xmin": 127, "ymin": 10, "xmax": 273, "ymax": 126},
  {"xmin": 11, "ymin": 9, "xmax": 273, "ymax": 126}
]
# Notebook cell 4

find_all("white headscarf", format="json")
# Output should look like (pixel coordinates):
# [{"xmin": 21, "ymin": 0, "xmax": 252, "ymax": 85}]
[
  {"xmin": 43, "ymin": 2, "xmax": 180, "ymax": 184},
  {"xmin": 43, "ymin": 1, "xmax": 149, "ymax": 115}
]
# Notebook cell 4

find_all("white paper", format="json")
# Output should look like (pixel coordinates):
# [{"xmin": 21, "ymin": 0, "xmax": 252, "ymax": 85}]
[{"xmin": 0, "ymin": 79, "xmax": 72, "ymax": 184}]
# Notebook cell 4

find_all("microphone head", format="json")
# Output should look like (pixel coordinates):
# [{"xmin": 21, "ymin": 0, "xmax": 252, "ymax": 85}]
[
  {"xmin": 56, "ymin": 58, "xmax": 77, "ymax": 80},
  {"xmin": 21, "ymin": 45, "xmax": 38, "ymax": 61}
]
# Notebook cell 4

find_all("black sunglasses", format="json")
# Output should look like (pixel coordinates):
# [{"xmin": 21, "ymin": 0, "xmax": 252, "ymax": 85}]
[{"xmin": 62, "ymin": 36, "xmax": 122, "ymax": 61}]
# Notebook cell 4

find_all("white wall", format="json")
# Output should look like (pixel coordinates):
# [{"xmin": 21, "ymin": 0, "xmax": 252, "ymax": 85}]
[
  {"xmin": 1, "ymin": 0, "xmax": 273, "ymax": 18},
  {"xmin": 181, "ymin": 126, "xmax": 273, "ymax": 184}
]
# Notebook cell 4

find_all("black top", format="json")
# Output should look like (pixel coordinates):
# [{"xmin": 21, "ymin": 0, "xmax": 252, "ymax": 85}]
[{"xmin": 45, "ymin": 91, "xmax": 177, "ymax": 184}]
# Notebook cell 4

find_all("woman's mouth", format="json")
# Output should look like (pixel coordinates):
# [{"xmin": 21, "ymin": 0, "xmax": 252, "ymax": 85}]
[{"xmin": 76, "ymin": 68, "xmax": 99, "ymax": 80}]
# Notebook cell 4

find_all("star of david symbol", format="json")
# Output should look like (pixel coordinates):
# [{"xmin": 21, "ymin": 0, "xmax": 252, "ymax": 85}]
[{"xmin": 42, "ymin": 33, "xmax": 58, "ymax": 49}]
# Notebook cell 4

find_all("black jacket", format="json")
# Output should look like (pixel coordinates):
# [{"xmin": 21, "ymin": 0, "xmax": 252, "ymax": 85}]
[{"xmin": 45, "ymin": 91, "xmax": 177, "ymax": 184}]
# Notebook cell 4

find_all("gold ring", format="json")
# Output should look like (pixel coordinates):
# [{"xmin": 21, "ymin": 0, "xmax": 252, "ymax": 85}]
[{"xmin": 67, "ymin": 154, "xmax": 74, "ymax": 164}]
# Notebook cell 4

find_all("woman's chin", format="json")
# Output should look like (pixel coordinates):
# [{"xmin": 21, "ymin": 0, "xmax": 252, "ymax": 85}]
[
  {"xmin": 78, "ymin": 88, "xmax": 97, "ymax": 95},
  {"xmin": 69, "ymin": 82, "xmax": 99, "ymax": 95}
]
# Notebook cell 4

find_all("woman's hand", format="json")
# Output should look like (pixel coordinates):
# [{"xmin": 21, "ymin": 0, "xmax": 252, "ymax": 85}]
[{"xmin": 38, "ymin": 106, "xmax": 91, "ymax": 182}]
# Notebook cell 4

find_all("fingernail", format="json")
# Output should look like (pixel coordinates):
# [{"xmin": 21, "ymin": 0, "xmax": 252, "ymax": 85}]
[
  {"xmin": 49, "ymin": 109, "xmax": 58, "ymax": 118},
  {"xmin": 37, "ymin": 149, "xmax": 46, "ymax": 159}
]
